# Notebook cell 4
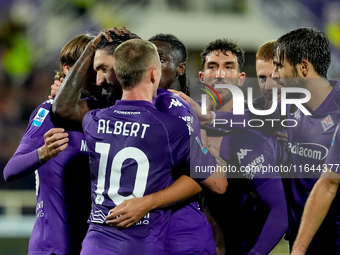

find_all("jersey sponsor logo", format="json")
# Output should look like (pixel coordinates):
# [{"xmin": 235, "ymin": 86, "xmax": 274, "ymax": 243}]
[
  {"xmin": 168, "ymin": 98, "xmax": 184, "ymax": 109},
  {"xmin": 135, "ymin": 213, "xmax": 150, "ymax": 226},
  {"xmin": 321, "ymin": 114, "xmax": 334, "ymax": 132},
  {"xmin": 195, "ymin": 136, "xmax": 208, "ymax": 155},
  {"xmin": 114, "ymin": 110, "xmax": 140, "ymax": 115},
  {"xmin": 290, "ymin": 109, "xmax": 301, "ymax": 120},
  {"xmin": 187, "ymin": 123, "xmax": 193, "ymax": 135},
  {"xmin": 287, "ymin": 142, "xmax": 329, "ymax": 160},
  {"xmin": 36, "ymin": 201, "xmax": 44, "ymax": 219},
  {"xmin": 180, "ymin": 115, "xmax": 191, "ymax": 124},
  {"xmin": 243, "ymin": 154, "xmax": 265, "ymax": 180},
  {"xmin": 32, "ymin": 108, "xmax": 49, "ymax": 127},
  {"xmin": 246, "ymin": 154, "xmax": 265, "ymax": 168},
  {"xmin": 237, "ymin": 148, "xmax": 252, "ymax": 163}
]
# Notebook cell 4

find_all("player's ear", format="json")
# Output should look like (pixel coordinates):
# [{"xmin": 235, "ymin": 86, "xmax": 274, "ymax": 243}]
[
  {"xmin": 199, "ymin": 71, "xmax": 205, "ymax": 82},
  {"xmin": 177, "ymin": 62, "xmax": 186, "ymax": 76},
  {"xmin": 238, "ymin": 72, "xmax": 246, "ymax": 86},
  {"xmin": 150, "ymin": 66, "xmax": 156, "ymax": 84},
  {"xmin": 300, "ymin": 59, "xmax": 309, "ymax": 77},
  {"xmin": 63, "ymin": 64, "xmax": 71, "ymax": 75}
]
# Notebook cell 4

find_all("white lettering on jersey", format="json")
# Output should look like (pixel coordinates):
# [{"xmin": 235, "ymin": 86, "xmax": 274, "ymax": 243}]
[
  {"xmin": 97, "ymin": 119, "xmax": 150, "ymax": 139},
  {"xmin": 247, "ymin": 154, "xmax": 265, "ymax": 168},
  {"xmin": 287, "ymin": 142, "xmax": 328, "ymax": 160},
  {"xmin": 237, "ymin": 149, "xmax": 252, "ymax": 163},
  {"xmin": 169, "ymin": 98, "xmax": 184, "ymax": 109},
  {"xmin": 290, "ymin": 109, "xmax": 301, "ymax": 120},
  {"xmin": 81, "ymin": 140, "xmax": 88, "ymax": 151}
]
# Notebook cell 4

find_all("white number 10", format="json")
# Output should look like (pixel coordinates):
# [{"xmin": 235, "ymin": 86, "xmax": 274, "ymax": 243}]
[{"xmin": 94, "ymin": 142, "xmax": 150, "ymax": 205}]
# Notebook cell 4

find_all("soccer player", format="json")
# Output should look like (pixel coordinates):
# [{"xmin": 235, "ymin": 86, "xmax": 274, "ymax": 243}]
[
  {"xmin": 271, "ymin": 27, "xmax": 340, "ymax": 253},
  {"xmin": 3, "ymin": 34, "xmax": 95, "ymax": 255},
  {"xmin": 198, "ymin": 38, "xmax": 287, "ymax": 254},
  {"xmin": 149, "ymin": 33, "xmax": 189, "ymax": 94},
  {"xmin": 184, "ymin": 27, "xmax": 340, "ymax": 253},
  {"xmin": 253, "ymin": 40, "xmax": 282, "ymax": 110},
  {"xmin": 291, "ymin": 125, "xmax": 340, "ymax": 255},
  {"xmin": 53, "ymin": 32, "xmax": 226, "ymax": 255}
]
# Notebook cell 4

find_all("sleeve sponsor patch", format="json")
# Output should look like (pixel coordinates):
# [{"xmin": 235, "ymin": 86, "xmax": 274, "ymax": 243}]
[{"xmin": 32, "ymin": 108, "xmax": 49, "ymax": 127}]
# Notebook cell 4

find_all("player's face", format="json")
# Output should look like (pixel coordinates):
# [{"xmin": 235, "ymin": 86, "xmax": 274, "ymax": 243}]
[
  {"xmin": 93, "ymin": 49, "xmax": 122, "ymax": 105},
  {"xmin": 272, "ymin": 54, "xmax": 306, "ymax": 88},
  {"xmin": 151, "ymin": 40, "xmax": 178, "ymax": 90},
  {"xmin": 199, "ymin": 50, "xmax": 245, "ymax": 101},
  {"xmin": 256, "ymin": 59, "xmax": 282, "ymax": 102}
]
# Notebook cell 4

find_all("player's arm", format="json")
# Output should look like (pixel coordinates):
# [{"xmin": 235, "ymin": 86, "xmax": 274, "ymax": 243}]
[
  {"xmin": 52, "ymin": 29, "xmax": 115, "ymax": 123},
  {"xmin": 3, "ymin": 128, "xmax": 69, "ymax": 181},
  {"xmin": 52, "ymin": 39, "xmax": 98, "ymax": 123},
  {"xmin": 291, "ymin": 170, "xmax": 340, "ymax": 255},
  {"xmin": 248, "ymin": 178, "xmax": 288, "ymax": 254},
  {"xmin": 168, "ymin": 89, "xmax": 281, "ymax": 131},
  {"xmin": 105, "ymin": 175, "xmax": 202, "ymax": 228}
]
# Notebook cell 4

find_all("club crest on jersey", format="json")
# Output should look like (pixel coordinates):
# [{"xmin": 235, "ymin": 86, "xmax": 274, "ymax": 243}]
[
  {"xmin": 32, "ymin": 108, "xmax": 49, "ymax": 127},
  {"xmin": 169, "ymin": 98, "xmax": 184, "ymax": 109},
  {"xmin": 321, "ymin": 114, "xmax": 334, "ymax": 132}
]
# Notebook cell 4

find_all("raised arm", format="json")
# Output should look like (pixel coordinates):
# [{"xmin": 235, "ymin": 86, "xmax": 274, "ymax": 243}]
[
  {"xmin": 52, "ymin": 39, "xmax": 98, "ymax": 123},
  {"xmin": 52, "ymin": 30, "xmax": 113, "ymax": 124},
  {"xmin": 291, "ymin": 170, "xmax": 340, "ymax": 255}
]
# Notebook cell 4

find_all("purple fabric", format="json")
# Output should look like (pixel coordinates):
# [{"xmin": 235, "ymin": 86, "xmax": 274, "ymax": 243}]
[
  {"xmin": 3, "ymin": 99, "xmax": 91, "ymax": 255},
  {"xmin": 81, "ymin": 99, "xmax": 207, "ymax": 254},
  {"xmin": 154, "ymin": 88, "xmax": 216, "ymax": 254},
  {"xmin": 216, "ymin": 129, "xmax": 287, "ymax": 254}
]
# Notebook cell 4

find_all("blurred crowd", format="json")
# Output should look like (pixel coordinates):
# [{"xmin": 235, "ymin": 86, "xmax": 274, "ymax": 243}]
[{"xmin": 1, "ymin": 0, "xmax": 340, "ymax": 190}]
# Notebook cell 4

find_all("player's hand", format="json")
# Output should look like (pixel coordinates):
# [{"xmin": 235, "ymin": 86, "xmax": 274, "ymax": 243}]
[
  {"xmin": 168, "ymin": 89, "xmax": 214, "ymax": 126},
  {"xmin": 37, "ymin": 128, "xmax": 69, "ymax": 163},
  {"xmin": 49, "ymin": 78, "xmax": 63, "ymax": 99},
  {"xmin": 90, "ymin": 26, "xmax": 133, "ymax": 49},
  {"xmin": 274, "ymin": 131, "xmax": 288, "ymax": 146},
  {"xmin": 90, "ymin": 29, "xmax": 113, "ymax": 49},
  {"xmin": 105, "ymin": 197, "xmax": 152, "ymax": 228}
]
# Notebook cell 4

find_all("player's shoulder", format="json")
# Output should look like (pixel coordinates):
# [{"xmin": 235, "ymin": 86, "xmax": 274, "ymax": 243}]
[
  {"xmin": 232, "ymin": 129, "xmax": 275, "ymax": 150},
  {"xmin": 29, "ymin": 99, "xmax": 54, "ymax": 126},
  {"xmin": 154, "ymin": 88, "xmax": 190, "ymax": 108}
]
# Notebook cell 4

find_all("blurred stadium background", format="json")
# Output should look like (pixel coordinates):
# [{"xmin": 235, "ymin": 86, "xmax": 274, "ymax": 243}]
[{"xmin": 0, "ymin": 0, "xmax": 340, "ymax": 254}]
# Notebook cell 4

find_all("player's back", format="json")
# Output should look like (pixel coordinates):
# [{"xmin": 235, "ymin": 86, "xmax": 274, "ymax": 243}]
[{"xmin": 81, "ymin": 100, "xmax": 190, "ymax": 255}]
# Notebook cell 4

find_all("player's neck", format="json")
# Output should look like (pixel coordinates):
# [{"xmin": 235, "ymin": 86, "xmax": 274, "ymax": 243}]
[
  {"xmin": 305, "ymin": 78, "xmax": 332, "ymax": 112},
  {"xmin": 121, "ymin": 83, "xmax": 154, "ymax": 103}
]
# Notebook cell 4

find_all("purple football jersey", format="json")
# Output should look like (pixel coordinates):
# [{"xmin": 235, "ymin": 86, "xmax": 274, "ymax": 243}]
[
  {"xmin": 154, "ymin": 88, "xmax": 216, "ymax": 254},
  {"xmin": 209, "ymin": 81, "xmax": 340, "ymax": 251},
  {"xmin": 4, "ymin": 99, "xmax": 91, "ymax": 255},
  {"xmin": 206, "ymin": 129, "xmax": 287, "ymax": 254},
  {"xmin": 308, "ymin": 125, "xmax": 340, "ymax": 254},
  {"xmin": 281, "ymin": 81, "xmax": 340, "ymax": 247},
  {"xmin": 81, "ymin": 99, "xmax": 204, "ymax": 255}
]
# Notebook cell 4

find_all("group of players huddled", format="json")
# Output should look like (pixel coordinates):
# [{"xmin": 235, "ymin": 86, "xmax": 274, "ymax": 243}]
[{"xmin": 3, "ymin": 26, "xmax": 340, "ymax": 255}]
